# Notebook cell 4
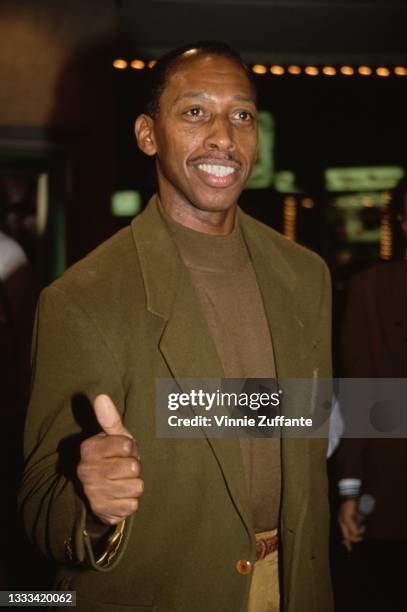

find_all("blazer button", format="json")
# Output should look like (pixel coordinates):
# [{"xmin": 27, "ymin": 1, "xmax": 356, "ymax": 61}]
[{"xmin": 236, "ymin": 559, "xmax": 252, "ymax": 575}]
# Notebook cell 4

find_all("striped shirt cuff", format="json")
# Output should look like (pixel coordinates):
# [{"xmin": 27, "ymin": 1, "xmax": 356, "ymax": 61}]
[{"xmin": 338, "ymin": 478, "xmax": 362, "ymax": 497}]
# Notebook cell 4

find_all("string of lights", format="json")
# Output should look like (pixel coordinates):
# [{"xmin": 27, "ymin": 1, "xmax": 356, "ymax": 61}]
[
  {"xmin": 113, "ymin": 58, "xmax": 407, "ymax": 78},
  {"xmin": 112, "ymin": 59, "xmax": 156, "ymax": 70}
]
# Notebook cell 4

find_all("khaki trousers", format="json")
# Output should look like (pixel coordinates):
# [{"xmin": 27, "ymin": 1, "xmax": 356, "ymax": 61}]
[{"xmin": 247, "ymin": 529, "xmax": 280, "ymax": 612}]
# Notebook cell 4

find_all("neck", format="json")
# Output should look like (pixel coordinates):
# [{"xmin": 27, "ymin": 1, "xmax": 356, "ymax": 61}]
[{"xmin": 157, "ymin": 185, "xmax": 236, "ymax": 236}]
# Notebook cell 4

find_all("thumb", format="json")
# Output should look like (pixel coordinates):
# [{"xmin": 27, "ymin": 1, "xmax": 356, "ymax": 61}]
[{"xmin": 93, "ymin": 394, "xmax": 133, "ymax": 439}]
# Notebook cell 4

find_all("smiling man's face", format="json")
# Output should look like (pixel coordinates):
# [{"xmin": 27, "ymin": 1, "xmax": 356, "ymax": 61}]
[{"xmin": 136, "ymin": 53, "xmax": 258, "ymax": 232}]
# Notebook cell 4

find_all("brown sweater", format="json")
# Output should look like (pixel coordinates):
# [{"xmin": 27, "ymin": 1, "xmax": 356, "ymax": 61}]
[{"xmin": 162, "ymin": 205, "xmax": 281, "ymax": 531}]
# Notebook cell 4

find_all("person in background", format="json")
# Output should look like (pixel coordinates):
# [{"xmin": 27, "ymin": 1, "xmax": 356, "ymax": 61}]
[{"xmin": 335, "ymin": 176, "xmax": 407, "ymax": 611}]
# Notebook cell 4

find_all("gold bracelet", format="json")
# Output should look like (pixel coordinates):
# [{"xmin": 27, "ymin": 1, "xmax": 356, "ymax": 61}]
[{"xmin": 88, "ymin": 520, "xmax": 126, "ymax": 567}]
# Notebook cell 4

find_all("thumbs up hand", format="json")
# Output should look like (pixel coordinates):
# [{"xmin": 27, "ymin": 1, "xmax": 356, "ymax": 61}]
[{"xmin": 77, "ymin": 395, "xmax": 143, "ymax": 527}]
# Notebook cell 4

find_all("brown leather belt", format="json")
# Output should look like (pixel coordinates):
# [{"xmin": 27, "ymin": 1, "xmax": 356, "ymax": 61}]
[{"xmin": 255, "ymin": 533, "xmax": 279, "ymax": 561}]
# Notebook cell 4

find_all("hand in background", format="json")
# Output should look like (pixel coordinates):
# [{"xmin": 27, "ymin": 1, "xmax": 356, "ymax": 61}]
[{"xmin": 338, "ymin": 498, "xmax": 366, "ymax": 552}]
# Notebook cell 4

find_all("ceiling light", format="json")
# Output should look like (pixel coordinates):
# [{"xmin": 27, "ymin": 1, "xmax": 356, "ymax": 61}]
[
  {"xmin": 252, "ymin": 64, "xmax": 267, "ymax": 75},
  {"xmin": 130, "ymin": 59, "xmax": 145, "ymax": 70},
  {"xmin": 322, "ymin": 66, "xmax": 336, "ymax": 76},
  {"xmin": 112, "ymin": 59, "xmax": 127, "ymax": 70},
  {"xmin": 394, "ymin": 66, "xmax": 407, "ymax": 76},
  {"xmin": 376, "ymin": 67, "xmax": 390, "ymax": 77},
  {"xmin": 270, "ymin": 65, "xmax": 285, "ymax": 75},
  {"xmin": 358, "ymin": 66, "xmax": 372, "ymax": 76},
  {"xmin": 288, "ymin": 65, "xmax": 302, "ymax": 75},
  {"xmin": 340, "ymin": 66, "xmax": 354, "ymax": 76},
  {"xmin": 305, "ymin": 66, "xmax": 319, "ymax": 76}
]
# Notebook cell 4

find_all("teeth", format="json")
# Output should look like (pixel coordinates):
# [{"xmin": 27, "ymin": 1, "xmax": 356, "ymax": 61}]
[{"xmin": 198, "ymin": 164, "xmax": 236, "ymax": 177}]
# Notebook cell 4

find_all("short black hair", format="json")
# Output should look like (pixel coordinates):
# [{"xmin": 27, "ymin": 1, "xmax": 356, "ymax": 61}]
[{"xmin": 144, "ymin": 40, "xmax": 256, "ymax": 118}]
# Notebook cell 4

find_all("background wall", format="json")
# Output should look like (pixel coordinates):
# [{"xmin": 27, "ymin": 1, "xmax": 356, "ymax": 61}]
[{"xmin": 0, "ymin": 0, "xmax": 120, "ymax": 263}]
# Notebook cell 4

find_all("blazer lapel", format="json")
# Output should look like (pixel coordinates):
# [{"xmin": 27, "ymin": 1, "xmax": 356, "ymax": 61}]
[
  {"xmin": 131, "ymin": 195, "xmax": 224, "ymax": 381},
  {"xmin": 131, "ymin": 197, "xmax": 253, "ymax": 539}
]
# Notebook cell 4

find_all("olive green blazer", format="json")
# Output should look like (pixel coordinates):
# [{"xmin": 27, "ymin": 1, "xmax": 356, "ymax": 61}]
[{"xmin": 19, "ymin": 196, "xmax": 333, "ymax": 612}]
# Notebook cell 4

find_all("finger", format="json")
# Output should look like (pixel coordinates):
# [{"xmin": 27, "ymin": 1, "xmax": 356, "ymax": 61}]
[
  {"xmin": 91, "ymin": 497, "xmax": 140, "ymax": 522},
  {"xmin": 348, "ymin": 533, "xmax": 362, "ymax": 542},
  {"xmin": 105, "ymin": 457, "xmax": 141, "ymax": 479},
  {"xmin": 81, "ymin": 434, "xmax": 137, "ymax": 461},
  {"xmin": 345, "ymin": 524, "xmax": 365, "ymax": 542},
  {"xmin": 108, "ymin": 478, "xmax": 144, "ymax": 499},
  {"xmin": 85, "ymin": 477, "xmax": 144, "ymax": 500},
  {"xmin": 339, "ymin": 522, "xmax": 351, "ymax": 542},
  {"xmin": 353, "ymin": 526, "xmax": 365, "ymax": 538},
  {"xmin": 82, "ymin": 478, "xmax": 144, "ymax": 511},
  {"xmin": 101, "ymin": 437, "xmax": 140, "ymax": 460},
  {"xmin": 347, "ymin": 522, "xmax": 365, "ymax": 539},
  {"xmin": 94, "ymin": 394, "xmax": 133, "ymax": 439}
]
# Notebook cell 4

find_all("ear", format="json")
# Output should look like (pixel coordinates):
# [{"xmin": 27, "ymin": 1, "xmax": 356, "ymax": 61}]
[{"xmin": 135, "ymin": 114, "xmax": 157, "ymax": 156}]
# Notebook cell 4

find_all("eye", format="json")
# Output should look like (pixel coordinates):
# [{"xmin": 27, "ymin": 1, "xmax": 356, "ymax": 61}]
[
  {"xmin": 184, "ymin": 107, "xmax": 205, "ymax": 119},
  {"xmin": 234, "ymin": 110, "xmax": 254, "ymax": 122}
]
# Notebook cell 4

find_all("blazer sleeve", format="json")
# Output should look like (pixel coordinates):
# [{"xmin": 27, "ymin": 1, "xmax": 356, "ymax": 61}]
[{"xmin": 18, "ymin": 285, "xmax": 134, "ymax": 571}]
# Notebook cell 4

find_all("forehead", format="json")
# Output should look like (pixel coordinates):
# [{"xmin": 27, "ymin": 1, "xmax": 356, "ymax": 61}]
[{"xmin": 162, "ymin": 54, "xmax": 256, "ymax": 103}]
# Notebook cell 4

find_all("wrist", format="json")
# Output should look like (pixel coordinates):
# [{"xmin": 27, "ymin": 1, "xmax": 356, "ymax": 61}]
[{"xmin": 85, "ymin": 512, "xmax": 115, "ymax": 541}]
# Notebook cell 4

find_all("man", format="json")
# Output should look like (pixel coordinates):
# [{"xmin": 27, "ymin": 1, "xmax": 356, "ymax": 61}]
[
  {"xmin": 335, "ymin": 177, "xmax": 407, "ymax": 611},
  {"xmin": 20, "ymin": 42, "xmax": 333, "ymax": 612}
]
